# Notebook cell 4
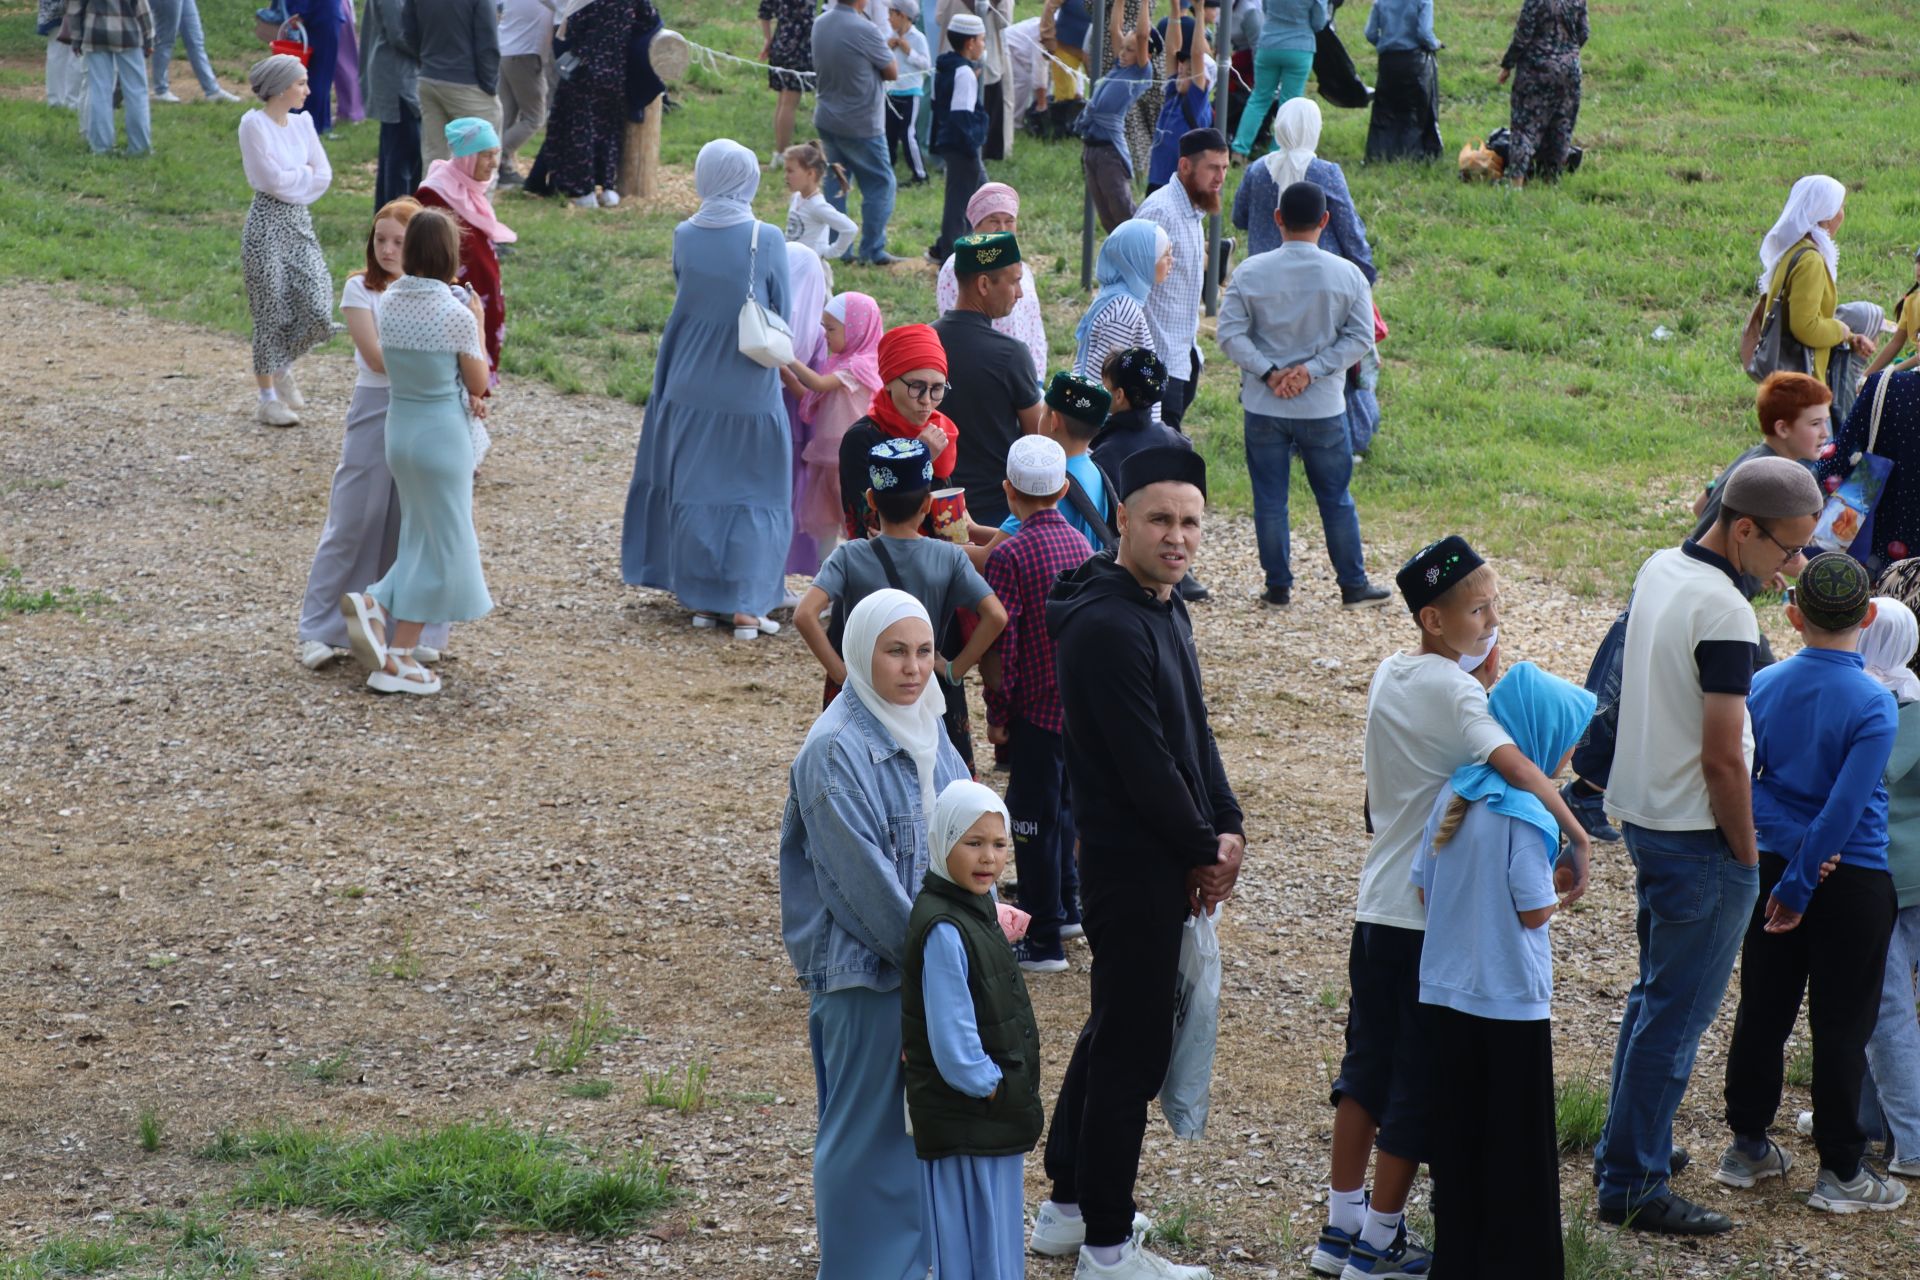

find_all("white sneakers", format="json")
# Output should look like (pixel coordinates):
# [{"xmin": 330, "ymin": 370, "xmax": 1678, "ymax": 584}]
[
  {"xmin": 297, "ymin": 640, "xmax": 338, "ymax": 670},
  {"xmin": 1030, "ymin": 1203, "xmax": 1153, "ymax": 1257},
  {"xmin": 257, "ymin": 397, "xmax": 298, "ymax": 427},
  {"xmin": 572, "ymin": 193, "xmax": 600, "ymax": 208},
  {"xmin": 598, "ymin": 189, "xmax": 620, "ymax": 208},
  {"xmin": 1074, "ymin": 1238, "xmax": 1210, "ymax": 1280},
  {"xmin": 205, "ymin": 87, "xmax": 242, "ymax": 103},
  {"xmin": 272, "ymin": 369, "xmax": 305, "ymax": 410}
]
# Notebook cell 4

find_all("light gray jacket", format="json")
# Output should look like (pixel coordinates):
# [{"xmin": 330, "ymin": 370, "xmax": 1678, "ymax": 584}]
[{"xmin": 360, "ymin": 0, "xmax": 418, "ymax": 124}]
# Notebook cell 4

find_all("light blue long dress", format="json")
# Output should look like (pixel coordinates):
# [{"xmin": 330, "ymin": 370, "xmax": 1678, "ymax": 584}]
[
  {"xmin": 919, "ymin": 921, "xmax": 1028, "ymax": 1280},
  {"xmin": 368, "ymin": 347, "xmax": 492, "ymax": 624},
  {"xmin": 620, "ymin": 219, "xmax": 794, "ymax": 616}
]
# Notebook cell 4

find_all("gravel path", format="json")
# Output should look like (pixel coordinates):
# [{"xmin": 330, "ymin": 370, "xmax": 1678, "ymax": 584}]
[{"xmin": 1, "ymin": 283, "xmax": 1914, "ymax": 1278}]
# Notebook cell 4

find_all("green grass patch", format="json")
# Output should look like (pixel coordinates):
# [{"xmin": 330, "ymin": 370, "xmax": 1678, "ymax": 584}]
[
  {"xmin": 1555, "ymin": 1074, "xmax": 1609, "ymax": 1154},
  {"xmin": 295, "ymin": 1050, "xmax": 356, "ymax": 1085},
  {"xmin": 1563, "ymin": 1195, "xmax": 1665, "ymax": 1280},
  {"xmin": 1144, "ymin": 1203, "xmax": 1198, "ymax": 1251},
  {"xmin": 0, "ymin": 1234, "xmax": 147, "ymax": 1279},
  {"xmin": 1315, "ymin": 985, "xmax": 1344, "ymax": 1011},
  {"xmin": 369, "ymin": 931, "xmax": 422, "ymax": 982},
  {"xmin": 1786, "ymin": 1041, "xmax": 1815, "ymax": 1089},
  {"xmin": 137, "ymin": 1107, "xmax": 164, "ymax": 1153},
  {"xmin": 533, "ymin": 989, "xmax": 628, "ymax": 1074},
  {"xmin": 564, "ymin": 1078, "xmax": 615, "ymax": 1101},
  {"xmin": 0, "ymin": 563, "xmax": 107, "ymax": 617},
  {"xmin": 212, "ymin": 1121, "xmax": 673, "ymax": 1245},
  {"xmin": 640, "ymin": 1062, "xmax": 710, "ymax": 1115}
]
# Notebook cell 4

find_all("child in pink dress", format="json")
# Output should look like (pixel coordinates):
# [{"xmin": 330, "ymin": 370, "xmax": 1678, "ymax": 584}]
[{"xmin": 782, "ymin": 291, "xmax": 885, "ymax": 552}]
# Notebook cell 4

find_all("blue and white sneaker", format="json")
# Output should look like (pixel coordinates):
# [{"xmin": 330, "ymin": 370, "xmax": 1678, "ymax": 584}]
[
  {"xmin": 1561, "ymin": 780, "xmax": 1621, "ymax": 842},
  {"xmin": 1339, "ymin": 1224, "xmax": 1432, "ymax": 1279},
  {"xmin": 1307, "ymin": 1223, "xmax": 1359, "ymax": 1276}
]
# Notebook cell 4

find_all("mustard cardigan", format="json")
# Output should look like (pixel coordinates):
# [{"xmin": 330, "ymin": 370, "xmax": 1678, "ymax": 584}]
[{"xmin": 1764, "ymin": 236, "xmax": 1847, "ymax": 383}]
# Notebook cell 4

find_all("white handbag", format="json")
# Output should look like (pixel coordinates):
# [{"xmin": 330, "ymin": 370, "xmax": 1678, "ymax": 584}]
[{"xmin": 738, "ymin": 221, "xmax": 795, "ymax": 368}]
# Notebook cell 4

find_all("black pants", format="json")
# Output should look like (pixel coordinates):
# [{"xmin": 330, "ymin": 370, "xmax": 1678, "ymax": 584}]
[
  {"xmin": 1365, "ymin": 50, "xmax": 1442, "ymax": 163},
  {"xmin": 1429, "ymin": 1007, "xmax": 1562, "ymax": 1280},
  {"xmin": 1007, "ymin": 719, "xmax": 1074, "ymax": 952},
  {"xmin": 982, "ymin": 79, "xmax": 1006, "ymax": 160},
  {"xmin": 931, "ymin": 145, "xmax": 985, "ymax": 260},
  {"xmin": 1044, "ymin": 848, "xmax": 1189, "ymax": 1247},
  {"xmin": 1161, "ymin": 346, "xmax": 1202, "ymax": 432},
  {"xmin": 1724, "ymin": 854, "xmax": 1896, "ymax": 1178},
  {"xmin": 884, "ymin": 93, "xmax": 926, "ymax": 181},
  {"xmin": 374, "ymin": 105, "xmax": 423, "ymax": 210}
]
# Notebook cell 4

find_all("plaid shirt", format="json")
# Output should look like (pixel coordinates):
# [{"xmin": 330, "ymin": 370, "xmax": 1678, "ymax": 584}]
[
  {"xmin": 1135, "ymin": 178, "xmax": 1207, "ymax": 381},
  {"xmin": 983, "ymin": 508, "xmax": 1093, "ymax": 732},
  {"xmin": 63, "ymin": 0, "xmax": 154, "ymax": 53}
]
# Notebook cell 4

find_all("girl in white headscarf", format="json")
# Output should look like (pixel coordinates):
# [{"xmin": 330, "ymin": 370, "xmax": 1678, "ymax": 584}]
[
  {"xmin": 1758, "ymin": 175, "xmax": 1880, "ymax": 400},
  {"xmin": 778, "ymin": 588, "xmax": 968, "ymax": 1279}
]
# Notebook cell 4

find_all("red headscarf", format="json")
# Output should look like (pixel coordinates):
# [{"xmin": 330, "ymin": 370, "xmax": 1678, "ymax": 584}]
[{"xmin": 869, "ymin": 324, "xmax": 958, "ymax": 480}]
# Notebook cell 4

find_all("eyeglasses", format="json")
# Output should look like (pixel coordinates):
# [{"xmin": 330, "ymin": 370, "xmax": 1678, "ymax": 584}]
[
  {"xmin": 1753, "ymin": 522, "xmax": 1809, "ymax": 560},
  {"xmin": 896, "ymin": 378, "xmax": 951, "ymax": 402}
]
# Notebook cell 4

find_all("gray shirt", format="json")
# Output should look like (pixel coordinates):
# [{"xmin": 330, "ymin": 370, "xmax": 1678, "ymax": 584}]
[
  {"xmin": 401, "ymin": 0, "xmax": 500, "ymax": 94},
  {"xmin": 812, "ymin": 1, "xmax": 897, "ymax": 139},
  {"xmin": 1216, "ymin": 240, "xmax": 1374, "ymax": 420},
  {"xmin": 360, "ymin": 0, "xmax": 418, "ymax": 123},
  {"xmin": 815, "ymin": 535, "xmax": 992, "ymax": 647}
]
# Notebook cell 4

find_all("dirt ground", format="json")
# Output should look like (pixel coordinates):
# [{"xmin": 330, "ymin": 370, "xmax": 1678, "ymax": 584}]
[{"xmin": 1, "ymin": 283, "xmax": 1914, "ymax": 1279}]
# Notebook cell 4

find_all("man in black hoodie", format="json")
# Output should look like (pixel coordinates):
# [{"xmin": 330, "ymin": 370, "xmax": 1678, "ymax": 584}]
[{"xmin": 1030, "ymin": 445, "xmax": 1245, "ymax": 1279}]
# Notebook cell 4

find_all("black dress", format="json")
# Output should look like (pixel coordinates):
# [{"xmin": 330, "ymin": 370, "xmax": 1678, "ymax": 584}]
[
  {"xmin": 524, "ymin": 0, "xmax": 641, "ymax": 198},
  {"xmin": 1820, "ymin": 371, "xmax": 1920, "ymax": 571},
  {"xmin": 760, "ymin": 0, "xmax": 813, "ymax": 93}
]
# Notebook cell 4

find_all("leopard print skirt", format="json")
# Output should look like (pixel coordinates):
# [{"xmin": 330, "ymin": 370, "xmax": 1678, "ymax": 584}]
[{"xmin": 242, "ymin": 191, "xmax": 334, "ymax": 376}]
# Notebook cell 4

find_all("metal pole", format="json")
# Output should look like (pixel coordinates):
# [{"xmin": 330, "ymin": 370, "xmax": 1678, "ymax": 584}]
[
  {"xmin": 1080, "ymin": 1, "xmax": 1107, "ymax": 292},
  {"xmin": 1202, "ymin": 3, "xmax": 1230, "ymax": 316}
]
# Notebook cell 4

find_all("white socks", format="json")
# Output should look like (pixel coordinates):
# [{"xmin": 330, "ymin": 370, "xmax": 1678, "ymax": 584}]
[
  {"xmin": 259, "ymin": 387, "xmax": 279, "ymax": 402},
  {"xmin": 1049, "ymin": 1201, "xmax": 1083, "ymax": 1219},
  {"xmin": 1085, "ymin": 1242, "xmax": 1124, "ymax": 1267},
  {"xmin": 1328, "ymin": 1186, "xmax": 1367, "ymax": 1236},
  {"xmin": 1360, "ymin": 1206, "xmax": 1403, "ymax": 1251}
]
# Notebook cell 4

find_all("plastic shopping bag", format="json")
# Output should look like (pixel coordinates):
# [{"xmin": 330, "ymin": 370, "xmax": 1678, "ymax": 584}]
[{"xmin": 1159, "ymin": 906, "xmax": 1222, "ymax": 1140}]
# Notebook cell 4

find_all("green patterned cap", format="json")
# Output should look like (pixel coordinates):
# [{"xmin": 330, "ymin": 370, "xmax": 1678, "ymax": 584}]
[{"xmin": 951, "ymin": 231, "xmax": 1021, "ymax": 275}]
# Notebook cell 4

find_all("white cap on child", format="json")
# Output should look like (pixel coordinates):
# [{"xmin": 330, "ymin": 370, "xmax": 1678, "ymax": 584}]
[
  {"xmin": 1007, "ymin": 435, "xmax": 1067, "ymax": 497},
  {"xmin": 947, "ymin": 13, "xmax": 986, "ymax": 36}
]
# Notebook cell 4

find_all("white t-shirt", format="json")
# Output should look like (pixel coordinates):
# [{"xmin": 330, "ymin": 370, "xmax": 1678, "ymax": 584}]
[
  {"xmin": 1606, "ymin": 545, "xmax": 1759, "ymax": 832},
  {"xmin": 785, "ymin": 190, "xmax": 859, "ymax": 261},
  {"xmin": 498, "ymin": 0, "xmax": 554, "ymax": 58},
  {"xmin": 340, "ymin": 275, "xmax": 388, "ymax": 389},
  {"xmin": 1358, "ymin": 652, "xmax": 1514, "ymax": 930}
]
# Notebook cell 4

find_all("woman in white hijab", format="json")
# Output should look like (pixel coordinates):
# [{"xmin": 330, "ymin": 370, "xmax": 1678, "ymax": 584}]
[
  {"xmin": 621, "ymin": 140, "xmax": 797, "ymax": 639},
  {"xmin": 1758, "ymin": 174, "xmax": 1881, "ymax": 417},
  {"xmin": 778, "ymin": 588, "xmax": 969, "ymax": 1279}
]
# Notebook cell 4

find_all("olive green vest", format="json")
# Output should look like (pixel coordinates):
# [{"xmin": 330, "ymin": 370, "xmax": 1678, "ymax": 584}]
[{"xmin": 900, "ymin": 876, "xmax": 1045, "ymax": 1160}]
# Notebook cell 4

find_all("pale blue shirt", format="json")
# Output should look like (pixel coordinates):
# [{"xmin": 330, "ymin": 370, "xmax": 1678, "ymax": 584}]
[
  {"xmin": 1410, "ymin": 792, "xmax": 1559, "ymax": 1022},
  {"xmin": 1216, "ymin": 239, "xmax": 1374, "ymax": 420},
  {"xmin": 921, "ymin": 922, "xmax": 1003, "ymax": 1097}
]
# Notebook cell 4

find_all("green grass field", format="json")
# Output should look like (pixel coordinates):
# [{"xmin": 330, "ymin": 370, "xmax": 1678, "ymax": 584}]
[{"xmin": 2, "ymin": 0, "xmax": 1913, "ymax": 589}]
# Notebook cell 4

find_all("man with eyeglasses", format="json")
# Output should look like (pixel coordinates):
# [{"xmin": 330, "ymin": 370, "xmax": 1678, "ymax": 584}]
[
  {"xmin": 933, "ymin": 231, "xmax": 1046, "ymax": 527},
  {"xmin": 1595, "ymin": 455, "xmax": 1825, "ymax": 1237}
]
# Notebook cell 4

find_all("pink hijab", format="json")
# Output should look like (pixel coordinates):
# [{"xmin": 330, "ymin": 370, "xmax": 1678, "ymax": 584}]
[
  {"xmin": 419, "ymin": 154, "xmax": 518, "ymax": 245},
  {"xmin": 804, "ymin": 291, "xmax": 883, "ymax": 419}
]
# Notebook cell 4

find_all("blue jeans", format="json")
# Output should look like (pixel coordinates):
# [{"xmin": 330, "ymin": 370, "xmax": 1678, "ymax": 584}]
[
  {"xmin": 1243, "ymin": 411, "xmax": 1367, "ymax": 590},
  {"xmin": 816, "ymin": 126, "xmax": 897, "ymax": 262},
  {"xmin": 1865, "ymin": 904, "xmax": 1920, "ymax": 1163},
  {"xmin": 150, "ymin": 0, "xmax": 220, "ymax": 96},
  {"xmin": 84, "ymin": 49, "xmax": 150, "ymax": 155},
  {"xmin": 1596, "ymin": 824, "xmax": 1760, "ymax": 1209}
]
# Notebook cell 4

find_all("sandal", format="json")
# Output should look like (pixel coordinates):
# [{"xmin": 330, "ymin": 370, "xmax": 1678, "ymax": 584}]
[
  {"xmin": 367, "ymin": 647, "xmax": 442, "ymax": 696},
  {"xmin": 339, "ymin": 592, "xmax": 389, "ymax": 672}
]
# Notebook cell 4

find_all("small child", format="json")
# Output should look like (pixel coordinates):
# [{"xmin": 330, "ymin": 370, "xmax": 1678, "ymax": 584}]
[
  {"xmin": 1091, "ymin": 347, "xmax": 1188, "ymax": 492},
  {"xmin": 783, "ymin": 140, "xmax": 859, "ymax": 261},
  {"xmin": 1313, "ymin": 536, "xmax": 1593, "ymax": 1279},
  {"xmin": 981, "ymin": 436, "xmax": 1095, "ymax": 974},
  {"xmin": 884, "ymin": 0, "xmax": 932, "ymax": 184},
  {"xmin": 998, "ymin": 373, "xmax": 1117, "ymax": 550},
  {"xmin": 796, "ymin": 438, "xmax": 1008, "ymax": 754},
  {"xmin": 1073, "ymin": 22, "xmax": 1156, "ymax": 233},
  {"xmin": 783, "ymin": 292, "xmax": 886, "ymax": 552},
  {"xmin": 1717, "ymin": 552, "xmax": 1906, "ymax": 1213},
  {"xmin": 1145, "ymin": 16, "xmax": 1214, "ymax": 193},
  {"xmin": 903, "ymin": 779, "xmax": 1045, "ymax": 1280},
  {"xmin": 1412, "ymin": 661, "xmax": 1596, "ymax": 1280},
  {"xmin": 929, "ymin": 14, "xmax": 990, "ymax": 263}
]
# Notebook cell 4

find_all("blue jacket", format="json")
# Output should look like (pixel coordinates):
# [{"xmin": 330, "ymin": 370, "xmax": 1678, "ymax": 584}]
[
  {"xmin": 1750, "ymin": 646, "xmax": 1897, "ymax": 914},
  {"xmin": 1231, "ymin": 156, "xmax": 1375, "ymax": 280},
  {"xmin": 930, "ymin": 51, "xmax": 989, "ymax": 154},
  {"xmin": 780, "ymin": 693, "xmax": 970, "ymax": 995}
]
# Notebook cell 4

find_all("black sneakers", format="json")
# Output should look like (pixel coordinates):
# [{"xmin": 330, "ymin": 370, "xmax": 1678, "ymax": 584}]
[{"xmin": 1340, "ymin": 582, "xmax": 1393, "ymax": 609}]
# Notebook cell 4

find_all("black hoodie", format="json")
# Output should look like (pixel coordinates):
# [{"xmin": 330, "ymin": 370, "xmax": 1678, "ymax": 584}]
[{"xmin": 1047, "ymin": 549, "xmax": 1244, "ymax": 869}]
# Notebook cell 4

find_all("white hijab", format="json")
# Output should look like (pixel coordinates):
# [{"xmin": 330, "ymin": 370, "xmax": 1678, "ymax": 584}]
[
  {"xmin": 842, "ymin": 589, "xmax": 947, "ymax": 818},
  {"xmin": 687, "ymin": 139, "xmax": 761, "ymax": 230},
  {"xmin": 928, "ymin": 779, "xmax": 1011, "ymax": 886},
  {"xmin": 1262, "ymin": 96, "xmax": 1322, "ymax": 191},
  {"xmin": 1757, "ymin": 174, "xmax": 1844, "ymax": 294},
  {"xmin": 1863, "ymin": 597, "xmax": 1920, "ymax": 705}
]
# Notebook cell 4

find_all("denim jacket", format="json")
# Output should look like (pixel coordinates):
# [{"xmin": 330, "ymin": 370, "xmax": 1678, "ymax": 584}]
[{"xmin": 780, "ymin": 694, "xmax": 969, "ymax": 995}]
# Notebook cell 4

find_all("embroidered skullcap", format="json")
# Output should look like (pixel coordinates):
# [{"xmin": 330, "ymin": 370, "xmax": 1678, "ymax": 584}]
[
  {"xmin": 1105, "ymin": 347, "xmax": 1167, "ymax": 408},
  {"xmin": 877, "ymin": 323, "xmax": 948, "ymax": 381},
  {"xmin": 248, "ymin": 53, "xmax": 305, "ymax": 101},
  {"xmin": 951, "ymin": 231, "xmax": 1022, "ymax": 276},
  {"xmin": 445, "ymin": 117, "xmax": 500, "ymax": 157},
  {"xmin": 1797, "ymin": 552, "xmax": 1871, "ymax": 631},
  {"xmin": 1396, "ymin": 535, "xmax": 1486, "ymax": 616},
  {"xmin": 1118, "ymin": 445, "xmax": 1207, "ymax": 504},
  {"xmin": 1044, "ymin": 371, "xmax": 1112, "ymax": 428},
  {"xmin": 1179, "ymin": 127, "xmax": 1229, "ymax": 157},
  {"xmin": 869, "ymin": 437, "xmax": 935, "ymax": 495},
  {"xmin": 947, "ymin": 12, "xmax": 985, "ymax": 36},
  {"xmin": 966, "ymin": 182, "xmax": 1020, "ymax": 228},
  {"xmin": 1720, "ymin": 454, "xmax": 1824, "ymax": 520},
  {"xmin": 1007, "ymin": 435, "xmax": 1068, "ymax": 497}
]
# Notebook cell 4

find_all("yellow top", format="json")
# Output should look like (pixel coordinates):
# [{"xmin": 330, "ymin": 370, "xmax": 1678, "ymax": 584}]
[{"xmin": 1764, "ymin": 236, "xmax": 1845, "ymax": 382}]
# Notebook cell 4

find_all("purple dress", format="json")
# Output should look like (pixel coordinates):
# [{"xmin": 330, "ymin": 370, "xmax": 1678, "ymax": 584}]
[{"xmin": 333, "ymin": 0, "xmax": 366, "ymax": 123}]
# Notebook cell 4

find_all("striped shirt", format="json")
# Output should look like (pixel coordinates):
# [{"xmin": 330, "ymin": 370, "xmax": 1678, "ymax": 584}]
[
  {"xmin": 1134, "ymin": 177, "xmax": 1208, "ymax": 383},
  {"xmin": 1073, "ymin": 295, "xmax": 1162, "ymax": 424}
]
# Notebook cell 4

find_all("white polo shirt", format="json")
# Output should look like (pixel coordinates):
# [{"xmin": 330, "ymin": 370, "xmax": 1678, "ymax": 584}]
[{"xmin": 1606, "ymin": 542, "xmax": 1759, "ymax": 833}]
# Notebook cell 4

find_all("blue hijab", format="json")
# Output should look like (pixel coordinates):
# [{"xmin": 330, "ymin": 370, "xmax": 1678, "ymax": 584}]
[
  {"xmin": 1447, "ymin": 662, "xmax": 1597, "ymax": 853},
  {"xmin": 1074, "ymin": 219, "xmax": 1167, "ymax": 355}
]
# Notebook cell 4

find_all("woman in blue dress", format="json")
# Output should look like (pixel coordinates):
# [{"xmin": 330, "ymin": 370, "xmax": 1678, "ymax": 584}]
[
  {"xmin": 621, "ymin": 139, "xmax": 795, "ymax": 640},
  {"xmin": 1230, "ymin": 96, "xmax": 1383, "ymax": 454}
]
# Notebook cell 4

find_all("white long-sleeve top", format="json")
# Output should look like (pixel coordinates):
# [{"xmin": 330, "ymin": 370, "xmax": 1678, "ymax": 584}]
[
  {"xmin": 239, "ymin": 109, "xmax": 333, "ymax": 205},
  {"xmin": 786, "ymin": 191, "xmax": 859, "ymax": 261}
]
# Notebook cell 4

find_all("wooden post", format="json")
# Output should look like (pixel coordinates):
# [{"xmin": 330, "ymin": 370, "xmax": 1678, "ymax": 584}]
[{"xmin": 618, "ymin": 98, "xmax": 663, "ymax": 202}]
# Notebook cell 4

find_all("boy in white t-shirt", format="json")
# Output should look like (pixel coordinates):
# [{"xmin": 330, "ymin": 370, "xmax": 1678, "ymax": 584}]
[{"xmin": 1312, "ymin": 535, "xmax": 1593, "ymax": 1280}]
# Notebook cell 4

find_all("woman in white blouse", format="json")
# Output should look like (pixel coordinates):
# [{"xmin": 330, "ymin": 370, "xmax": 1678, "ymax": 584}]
[
  {"xmin": 933, "ymin": 181, "xmax": 1048, "ymax": 381},
  {"xmin": 238, "ymin": 54, "xmax": 335, "ymax": 427}
]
